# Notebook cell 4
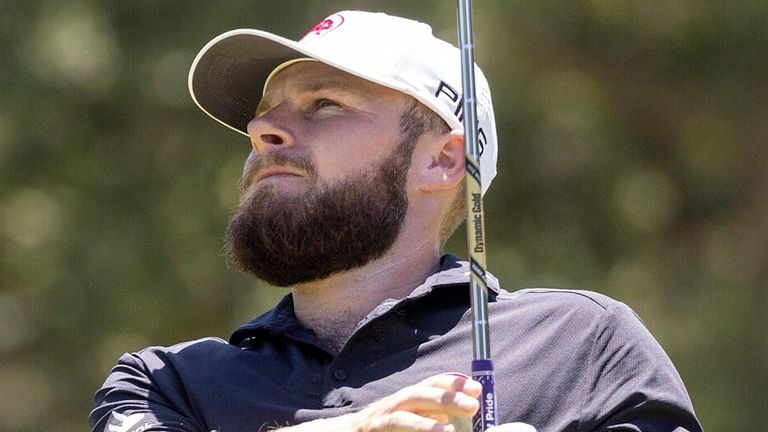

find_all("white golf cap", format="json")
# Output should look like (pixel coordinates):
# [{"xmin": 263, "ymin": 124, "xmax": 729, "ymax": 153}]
[{"xmin": 188, "ymin": 10, "xmax": 498, "ymax": 193}]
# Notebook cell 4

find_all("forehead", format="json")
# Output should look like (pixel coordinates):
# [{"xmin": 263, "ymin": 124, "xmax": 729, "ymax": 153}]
[{"xmin": 263, "ymin": 61, "xmax": 407, "ymax": 102}]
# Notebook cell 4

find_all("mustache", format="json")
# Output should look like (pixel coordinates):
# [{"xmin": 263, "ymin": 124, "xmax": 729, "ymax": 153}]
[{"xmin": 240, "ymin": 152, "xmax": 317, "ymax": 192}]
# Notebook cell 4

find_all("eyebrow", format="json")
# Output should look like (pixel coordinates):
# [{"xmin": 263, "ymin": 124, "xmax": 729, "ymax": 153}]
[
  {"xmin": 298, "ymin": 78, "xmax": 357, "ymax": 94},
  {"xmin": 255, "ymin": 77, "xmax": 363, "ymax": 116}
]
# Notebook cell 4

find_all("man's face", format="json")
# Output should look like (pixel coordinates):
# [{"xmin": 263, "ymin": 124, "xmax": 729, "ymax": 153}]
[
  {"xmin": 241, "ymin": 61, "xmax": 410, "ymax": 198},
  {"xmin": 225, "ymin": 62, "xmax": 416, "ymax": 286}
]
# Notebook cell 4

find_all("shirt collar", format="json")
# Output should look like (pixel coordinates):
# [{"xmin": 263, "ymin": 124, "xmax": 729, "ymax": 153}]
[
  {"xmin": 229, "ymin": 254, "xmax": 500, "ymax": 346},
  {"xmin": 408, "ymin": 254, "xmax": 500, "ymax": 298}
]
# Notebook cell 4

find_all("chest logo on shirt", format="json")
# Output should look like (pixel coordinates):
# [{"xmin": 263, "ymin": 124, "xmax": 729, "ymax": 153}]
[{"xmin": 108, "ymin": 412, "xmax": 152, "ymax": 432}]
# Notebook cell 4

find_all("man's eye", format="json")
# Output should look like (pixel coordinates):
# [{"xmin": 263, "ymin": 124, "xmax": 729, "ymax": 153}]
[{"xmin": 314, "ymin": 98, "xmax": 341, "ymax": 109}]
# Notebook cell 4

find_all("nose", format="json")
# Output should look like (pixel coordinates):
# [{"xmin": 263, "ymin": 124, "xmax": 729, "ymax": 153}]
[{"xmin": 246, "ymin": 107, "xmax": 295, "ymax": 153}]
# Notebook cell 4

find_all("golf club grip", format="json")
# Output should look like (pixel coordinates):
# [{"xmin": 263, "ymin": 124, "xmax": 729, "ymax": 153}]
[{"xmin": 472, "ymin": 359, "xmax": 497, "ymax": 432}]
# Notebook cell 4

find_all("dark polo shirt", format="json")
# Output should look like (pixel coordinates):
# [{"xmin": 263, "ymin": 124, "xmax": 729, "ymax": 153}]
[{"xmin": 90, "ymin": 255, "xmax": 702, "ymax": 432}]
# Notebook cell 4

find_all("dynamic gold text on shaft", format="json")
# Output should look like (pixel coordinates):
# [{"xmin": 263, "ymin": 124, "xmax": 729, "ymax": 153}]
[{"xmin": 472, "ymin": 193, "xmax": 484, "ymax": 253}]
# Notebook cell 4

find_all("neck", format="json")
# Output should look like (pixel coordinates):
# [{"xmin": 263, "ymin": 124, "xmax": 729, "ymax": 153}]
[{"xmin": 291, "ymin": 221, "xmax": 442, "ymax": 352}]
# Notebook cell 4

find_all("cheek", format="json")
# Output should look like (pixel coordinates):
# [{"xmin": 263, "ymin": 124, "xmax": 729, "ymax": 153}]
[
  {"xmin": 302, "ymin": 117, "xmax": 401, "ymax": 179},
  {"xmin": 313, "ymin": 157, "xmax": 350, "ymax": 184}
]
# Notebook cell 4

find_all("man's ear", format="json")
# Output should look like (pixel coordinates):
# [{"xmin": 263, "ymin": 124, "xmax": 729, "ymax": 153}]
[{"xmin": 416, "ymin": 130, "xmax": 465, "ymax": 193}]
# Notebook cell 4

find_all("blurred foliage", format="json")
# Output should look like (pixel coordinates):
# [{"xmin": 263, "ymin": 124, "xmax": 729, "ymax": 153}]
[{"xmin": 0, "ymin": 1, "xmax": 766, "ymax": 431}]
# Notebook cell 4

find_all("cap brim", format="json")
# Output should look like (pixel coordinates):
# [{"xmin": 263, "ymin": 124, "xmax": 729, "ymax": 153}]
[{"xmin": 188, "ymin": 29, "xmax": 312, "ymax": 137}]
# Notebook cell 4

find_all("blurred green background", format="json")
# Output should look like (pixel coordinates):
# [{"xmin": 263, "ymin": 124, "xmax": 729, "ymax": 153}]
[{"xmin": 0, "ymin": 0, "xmax": 766, "ymax": 430}]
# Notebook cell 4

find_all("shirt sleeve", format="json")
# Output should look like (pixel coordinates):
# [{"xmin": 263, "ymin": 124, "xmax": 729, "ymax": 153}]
[
  {"xmin": 579, "ymin": 302, "xmax": 703, "ymax": 432},
  {"xmin": 90, "ymin": 351, "xmax": 206, "ymax": 432}
]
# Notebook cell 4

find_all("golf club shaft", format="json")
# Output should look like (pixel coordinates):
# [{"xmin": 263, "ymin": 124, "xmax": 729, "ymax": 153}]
[{"xmin": 457, "ymin": 1, "xmax": 497, "ymax": 431}]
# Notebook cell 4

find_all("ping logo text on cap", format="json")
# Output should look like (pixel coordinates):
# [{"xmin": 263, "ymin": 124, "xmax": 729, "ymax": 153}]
[{"xmin": 435, "ymin": 80, "xmax": 487, "ymax": 156}]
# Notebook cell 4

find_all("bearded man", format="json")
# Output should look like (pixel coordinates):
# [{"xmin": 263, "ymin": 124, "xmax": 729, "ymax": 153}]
[{"xmin": 91, "ymin": 11, "xmax": 702, "ymax": 432}]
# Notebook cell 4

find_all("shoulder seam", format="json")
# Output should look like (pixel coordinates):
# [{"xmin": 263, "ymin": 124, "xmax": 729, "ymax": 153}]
[{"xmin": 509, "ymin": 288, "xmax": 610, "ymax": 310}]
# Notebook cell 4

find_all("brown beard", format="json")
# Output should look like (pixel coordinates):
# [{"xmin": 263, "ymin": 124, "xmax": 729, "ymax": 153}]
[{"xmin": 224, "ymin": 143, "xmax": 411, "ymax": 287}]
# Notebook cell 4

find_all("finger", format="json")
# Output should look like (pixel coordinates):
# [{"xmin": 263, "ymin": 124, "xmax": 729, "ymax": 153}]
[
  {"xmin": 419, "ymin": 374, "xmax": 482, "ymax": 398},
  {"xmin": 419, "ymin": 410, "xmax": 450, "ymax": 424},
  {"xmin": 368, "ymin": 410, "xmax": 454, "ymax": 432},
  {"xmin": 394, "ymin": 386, "xmax": 479, "ymax": 417}
]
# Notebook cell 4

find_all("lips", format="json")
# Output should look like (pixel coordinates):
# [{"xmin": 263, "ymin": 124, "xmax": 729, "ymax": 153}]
[
  {"xmin": 254, "ymin": 167, "xmax": 304, "ymax": 183},
  {"xmin": 240, "ymin": 155, "xmax": 315, "ymax": 194},
  {"xmin": 240, "ymin": 167, "xmax": 305, "ymax": 197}
]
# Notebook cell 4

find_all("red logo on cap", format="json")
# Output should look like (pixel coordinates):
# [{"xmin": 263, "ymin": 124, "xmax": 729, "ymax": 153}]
[{"xmin": 302, "ymin": 14, "xmax": 344, "ymax": 39}]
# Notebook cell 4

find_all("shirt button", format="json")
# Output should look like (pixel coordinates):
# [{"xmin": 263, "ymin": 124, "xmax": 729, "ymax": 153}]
[{"xmin": 333, "ymin": 369, "xmax": 348, "ymax": 381}]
